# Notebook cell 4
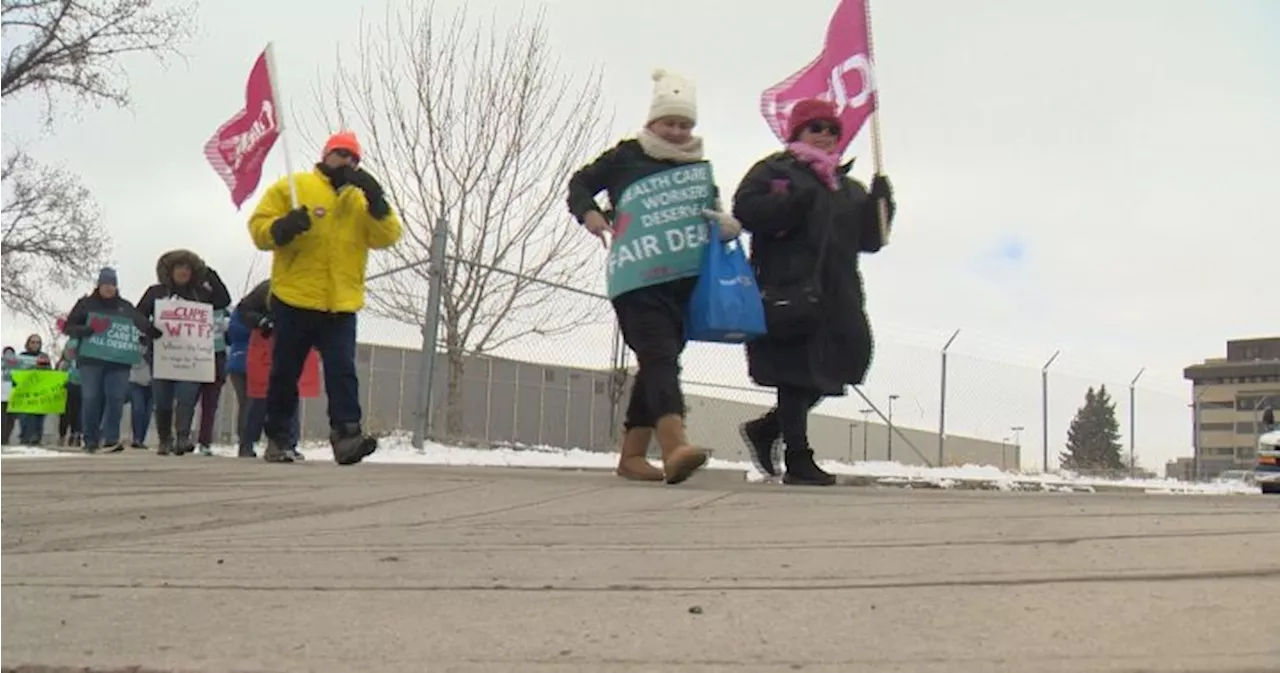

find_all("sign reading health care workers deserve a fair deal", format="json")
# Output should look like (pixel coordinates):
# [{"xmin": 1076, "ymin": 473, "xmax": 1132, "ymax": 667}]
[
  {"xmin": 606, "ymin": 161, "xmax": 717, "ymax": 299},
  {"xmin": 153, "ymin": 298, "xmax": 216, "ymax": 382}
]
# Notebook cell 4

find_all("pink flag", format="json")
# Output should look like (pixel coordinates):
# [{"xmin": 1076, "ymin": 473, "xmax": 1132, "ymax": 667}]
[
  {"xmin": 759, "ymin": 0, "xmax": 877, "ymax": 156},
  {"xmin": 203, "ymin": 48, "xmax": 281, "ymax": 209}
]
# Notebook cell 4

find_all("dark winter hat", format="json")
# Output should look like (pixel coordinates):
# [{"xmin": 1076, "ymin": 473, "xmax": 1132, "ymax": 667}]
[
  {"xmin": 97, "ymin": 266, "xmax": 118, "ymax": 286},
  {"xmin": 787, "ymin": 99, "xmax": 841, "ymax": 141}
]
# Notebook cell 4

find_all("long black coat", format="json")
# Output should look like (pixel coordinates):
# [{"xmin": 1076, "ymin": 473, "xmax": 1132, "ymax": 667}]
[{"xmin": 732, "ymin": 151, "xmax": 894, "ymax": 396}]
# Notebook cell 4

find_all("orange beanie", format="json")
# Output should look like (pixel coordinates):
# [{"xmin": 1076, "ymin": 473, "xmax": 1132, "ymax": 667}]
[{"xmin": 322, "ymin": 131, "xmax": 362, "ymax": 161}]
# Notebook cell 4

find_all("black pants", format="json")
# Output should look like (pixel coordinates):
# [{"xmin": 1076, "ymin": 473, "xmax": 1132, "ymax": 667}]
[
  {"xmin": 612, "ymin": 278, "xmax": 695, "ymax": 430},
  {"xmin": 59, "ymin": 383, "xmax": 82, "ymax": 438},
  {"xmin": 265, "ymin": 297, "xmax": 360, "ymax": 442},
  {"xmin": 756, "ymin": 385, "xmax": 823, "ymax": 452}
]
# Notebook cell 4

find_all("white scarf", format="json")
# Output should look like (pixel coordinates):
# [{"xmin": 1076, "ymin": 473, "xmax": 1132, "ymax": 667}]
[{"xmin": 636, "ymin": 128, "xmax": 705, "ymax": 163}]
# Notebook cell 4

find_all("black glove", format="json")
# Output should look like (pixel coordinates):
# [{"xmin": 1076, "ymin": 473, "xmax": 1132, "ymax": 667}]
[
  {"xmin": 142, "ymin": 325, "xmax": 164, "ymax": 341},
  {"xmin": 271, "ymin": 206, "xmax": 311, "ymax": 246},
  {"xmin": 870, "ymin": 174, "xmax": 893, "ymax": 203},
  {"xmin": 65, "ymin": 325, "xmax": 95, "ymax": 338},
  {"xmin": 255, "ymin": 315, "xmax": 274, "ymax": 338},
  {"xmin": 344, "ymin": 167, "xmax": 390, "ymax": 219}
]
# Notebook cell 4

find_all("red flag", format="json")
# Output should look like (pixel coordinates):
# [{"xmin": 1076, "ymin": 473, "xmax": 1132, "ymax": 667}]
[
  {"xmin": 204, "ymin": 48, "xmax": 281, "ymax": 209},
  {"xmin": 759, "ymin": 0, "xmax": 878, "ymax": 156}
]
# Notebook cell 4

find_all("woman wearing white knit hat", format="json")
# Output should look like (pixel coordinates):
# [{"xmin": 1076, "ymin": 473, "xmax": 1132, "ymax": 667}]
[{"xmin": 566, "ymin": 68, "xmax": 741, "ymax": 485}]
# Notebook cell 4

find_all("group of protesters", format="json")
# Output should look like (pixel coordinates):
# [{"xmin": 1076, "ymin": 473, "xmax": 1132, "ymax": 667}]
[
  {"xmin": 2, "ymin": 129, "xmax": 402, "ymax": 466},
  {"xmin": 5, "ymin": 67, "xmax": 895, "ymax": 486}
]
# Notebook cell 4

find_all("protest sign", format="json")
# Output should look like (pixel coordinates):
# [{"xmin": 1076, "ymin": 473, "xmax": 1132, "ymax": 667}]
[
  {"xmin": 153, "ymin": 298, "xmax": 216, "ymax": 382},
  {"xmin": 606, "ymin": 162, "xmax": 717, "ymax": 299},
  {"xmin": 8, "ymin": 370, "xmax": 69, "ymax": 414},
  {"xmin": 246, "ymin": 330, "xmax": 321, "ymax": 400},
  {"xmin": 77, "ymin": 313, "xmax": 145, "ymax": 365}
]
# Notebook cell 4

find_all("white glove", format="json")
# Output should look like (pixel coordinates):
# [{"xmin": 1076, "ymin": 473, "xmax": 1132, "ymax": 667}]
[{"xmin": 702, "ymin": 209, "xmax": 742, "ymax": 241}]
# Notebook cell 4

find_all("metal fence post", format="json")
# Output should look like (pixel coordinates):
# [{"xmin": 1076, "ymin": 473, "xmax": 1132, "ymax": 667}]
[
  {"xmin": 1129, "ymin": 367, "xmax": 1145, "ymax": 476},
  {"xmin": 411, "ymin": 217, "xmax": 449, "ymax": 450},
  {"xmin": 938, "ymin": 329, "xmax": 960, "ymax": 466},
  {"xmin": 1041, "ymin": 350, "xmax": 1060, "ymax": 473}
]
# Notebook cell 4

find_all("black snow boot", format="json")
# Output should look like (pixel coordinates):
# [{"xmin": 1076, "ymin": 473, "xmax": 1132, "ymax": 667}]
[
  {"xmin": 739, "ymin": 415, "xmax": 781, "ymax": 477},
  {"xmin": 783, "ymin": 449, "xmax": 836, "ymax": 487},
  {"xmin": 330, "ymin": 423, "xmax": 377, "ymax": 466}
]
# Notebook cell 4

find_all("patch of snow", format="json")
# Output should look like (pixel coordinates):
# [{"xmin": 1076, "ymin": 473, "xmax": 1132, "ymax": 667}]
[
  {"xmin": 1, "ymin": 432, "xmax": 1259, "ymax": 496},
  {"xmin": 0, "ymin": 445, "xmax": 66, "ymax": 458}
]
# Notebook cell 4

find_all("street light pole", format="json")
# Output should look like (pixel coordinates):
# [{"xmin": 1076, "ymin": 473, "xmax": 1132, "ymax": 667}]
[
  {"xmin": 887, "ymin": 394, "xmax": 900, "ymax": 462},
  {"xmin": 1010, "ymin": 425, "xmax": 1024, "ymax": 469}
]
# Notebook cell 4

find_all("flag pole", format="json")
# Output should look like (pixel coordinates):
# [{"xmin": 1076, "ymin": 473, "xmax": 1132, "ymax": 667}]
[
  {"xmin": 263, "ymin": 42, "xmax": 299, "ymax": 209},
  {"xmin": 863, "ymin": 0, "xmax": 890, "ymax": 246}
]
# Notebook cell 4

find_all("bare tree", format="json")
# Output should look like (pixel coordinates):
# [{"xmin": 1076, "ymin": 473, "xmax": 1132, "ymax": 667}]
[
  {"xmin": 1, "ymin": 0, "xmax": 196, "ymax": 123},
  {"xmin": 1, "ymin": 0, "xmax": 195, "ymax": 328},
  {"xmin": 1, "ymin": 150, "xmax": 109, "ymax": 326},
  {"xmin": 307, "ymin": 0, "xmax": 613, "ymax": 437}
]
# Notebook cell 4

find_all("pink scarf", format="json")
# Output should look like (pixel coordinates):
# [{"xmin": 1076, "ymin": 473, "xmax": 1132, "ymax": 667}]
[{"xmin": 787, "ymin": 141, "xmax": 840, "ymax": 191}]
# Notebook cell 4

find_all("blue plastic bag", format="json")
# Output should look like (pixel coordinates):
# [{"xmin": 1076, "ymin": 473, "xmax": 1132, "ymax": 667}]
[{"xmin": 686, "ymin": 226, "xmax": 767, "ymax": 344}]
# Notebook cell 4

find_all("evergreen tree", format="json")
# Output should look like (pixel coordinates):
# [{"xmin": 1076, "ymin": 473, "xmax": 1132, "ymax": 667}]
[{"xmin": 1060, "ymin": 385, "xmax": 1125, "ymax": 471}]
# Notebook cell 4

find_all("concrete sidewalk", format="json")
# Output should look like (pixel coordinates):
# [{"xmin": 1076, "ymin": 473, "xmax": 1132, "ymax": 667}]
[{"xmin": 3, "ymin": 455, "xmax": 1278, "ymax": 673}]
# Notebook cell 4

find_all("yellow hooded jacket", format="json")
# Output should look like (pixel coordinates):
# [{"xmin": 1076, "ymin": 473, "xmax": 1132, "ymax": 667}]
[{"xmin": 248, "ymin": 168, "xmax": 402, "ymax": 313}]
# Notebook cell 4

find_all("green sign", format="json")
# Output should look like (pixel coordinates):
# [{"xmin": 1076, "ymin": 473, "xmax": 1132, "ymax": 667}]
[
  {"xmin": 8, "ymin": 369, "xmax": 68, "ymax": 414},
  {"xmin": 606, "ymin": 162, "xmax": 717, "ymax": 299},
  {"xmin": 77, "ymin": 312, "xmax": 144, "ymax": 365}
]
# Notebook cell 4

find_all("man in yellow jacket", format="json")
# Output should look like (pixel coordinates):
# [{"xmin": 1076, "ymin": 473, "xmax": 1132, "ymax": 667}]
[{"xmin": 248, "ymin": 131, "xmax": 401, "ymax": 464}]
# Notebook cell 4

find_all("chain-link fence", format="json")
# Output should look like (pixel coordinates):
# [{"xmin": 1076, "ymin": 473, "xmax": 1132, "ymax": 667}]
[{"xmin": 32, "ymin": 233, "xmax": 1196, "ymax": 478}]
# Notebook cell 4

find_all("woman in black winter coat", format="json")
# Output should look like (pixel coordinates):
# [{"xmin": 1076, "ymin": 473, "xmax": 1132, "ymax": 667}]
[
  {"xmin": 136, "ymin": 249, "xmax": 231, "ymax": 455},
  {"xmin": 732, "ymin": 98, "xmax": 896, "ymax": 486},
  {"xmin": 565, "ymin": 68, "xmax": 741, "ymax": 485}
]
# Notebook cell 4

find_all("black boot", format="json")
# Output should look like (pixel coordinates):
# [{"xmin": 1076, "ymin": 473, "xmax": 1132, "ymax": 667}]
[
  {"xmin": 783, "ymin": 449, "xmax": 836, "ymax": 486},
  {"xmin": 330, "ymin": 423, "xmax": 377, "ymax": 466},
  {"xmin": 739, "ymin": 415, "xmax": 781, "ymax": 477}
]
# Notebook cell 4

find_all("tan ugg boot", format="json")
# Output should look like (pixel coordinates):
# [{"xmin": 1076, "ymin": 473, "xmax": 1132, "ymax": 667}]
[
  {"xmin": 655, "ymin": 415, "xmax": 708, "ymax": 485},
  {"xmin": 616, "ymin": 427, "xmax": 663, "ymax": 481}
]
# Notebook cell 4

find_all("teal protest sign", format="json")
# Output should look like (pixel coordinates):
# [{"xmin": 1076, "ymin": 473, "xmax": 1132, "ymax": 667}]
[
  {"xmin": 77, "ymin": 313, "xmax": 144, "ymax": 365},
  {"xmin": 606, "ymin": 161, "xmax": 717, "ymax": 299}
]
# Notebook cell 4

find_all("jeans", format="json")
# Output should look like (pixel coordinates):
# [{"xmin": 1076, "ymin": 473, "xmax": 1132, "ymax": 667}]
[
  {"xmin": 19, "ymin": 414, "xmax": 44, "ymax": 444},
  {"xmin": 79, "ymin": 364, "xmax": 130, "ymax": 448},
  {"xmin": 153, "ymin": 379, "xmax": 201, "ymax": 444},
  {"xmin": 59, "ymin": 383, "xmax": 82, "ymax": 438},
  {"xmin": 264, "ymin": 298, "xmax": 360, "ymax": 442},
  {"xmin": 241, "ymin": 396, "xmax": 299, "ymax": 451},
  {"xmin": 129, "ymin": 383, "xmax": 153, "ymax": 444},
  {"xmin": 198, "ymin": 352, "xmax": 227, "ymax": 446}
]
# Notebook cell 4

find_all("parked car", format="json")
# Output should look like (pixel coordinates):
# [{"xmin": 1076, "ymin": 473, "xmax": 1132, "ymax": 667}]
[
  {"xmin": 1215, "ymin": 469, "xmax": 1257, "ymax": 486},
  {"xmin": 1256, "ymin": 430, "xmax": 1280, "ymax": 495}
]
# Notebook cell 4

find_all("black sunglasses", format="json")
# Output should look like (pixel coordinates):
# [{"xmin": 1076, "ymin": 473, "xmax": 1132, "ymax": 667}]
[
  {"xmin": 331, "ymin": 148, "xmax": 359, "ymax": 161},
  {"xmin": 806, "ymin": 120, "xmax": 842, "ymax": 137}
]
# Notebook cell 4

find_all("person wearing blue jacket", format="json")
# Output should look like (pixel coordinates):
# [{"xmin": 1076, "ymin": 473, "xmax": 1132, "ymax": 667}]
[{"xmin": 227, "ymin": 281, "xmax": 301, "ymax": 459}]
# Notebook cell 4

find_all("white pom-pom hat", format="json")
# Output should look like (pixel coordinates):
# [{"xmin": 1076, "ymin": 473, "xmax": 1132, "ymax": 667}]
[{"xmin": 647, "ymin": 68, "xmax": 697, "ymax": 125}]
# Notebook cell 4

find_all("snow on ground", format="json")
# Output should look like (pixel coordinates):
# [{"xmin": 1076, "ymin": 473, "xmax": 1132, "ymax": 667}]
[{"xmin": 1, "ymin": 433, "xmax": 1259, "ymax": 496}]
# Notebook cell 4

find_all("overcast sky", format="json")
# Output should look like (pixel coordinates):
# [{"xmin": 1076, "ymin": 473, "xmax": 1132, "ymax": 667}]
[{"xmin": 2, "ymin": 0, "xmax": 1276, "ymax": 469}]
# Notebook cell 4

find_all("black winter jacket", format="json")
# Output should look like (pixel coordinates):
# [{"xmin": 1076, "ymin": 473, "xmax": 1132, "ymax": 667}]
[
  {"xmin": 732, "ymin": 151, "xmax": 896, "ymax": 394},
  {"xmin": 136, "ymin": 249, "xmax": 232, "ymax": 321}
]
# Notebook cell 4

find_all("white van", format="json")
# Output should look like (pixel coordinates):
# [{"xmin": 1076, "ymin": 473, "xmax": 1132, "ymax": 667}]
[{"xmin": 1257, "ymin": 429, "xmax": 1280, "ymax": 495}]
